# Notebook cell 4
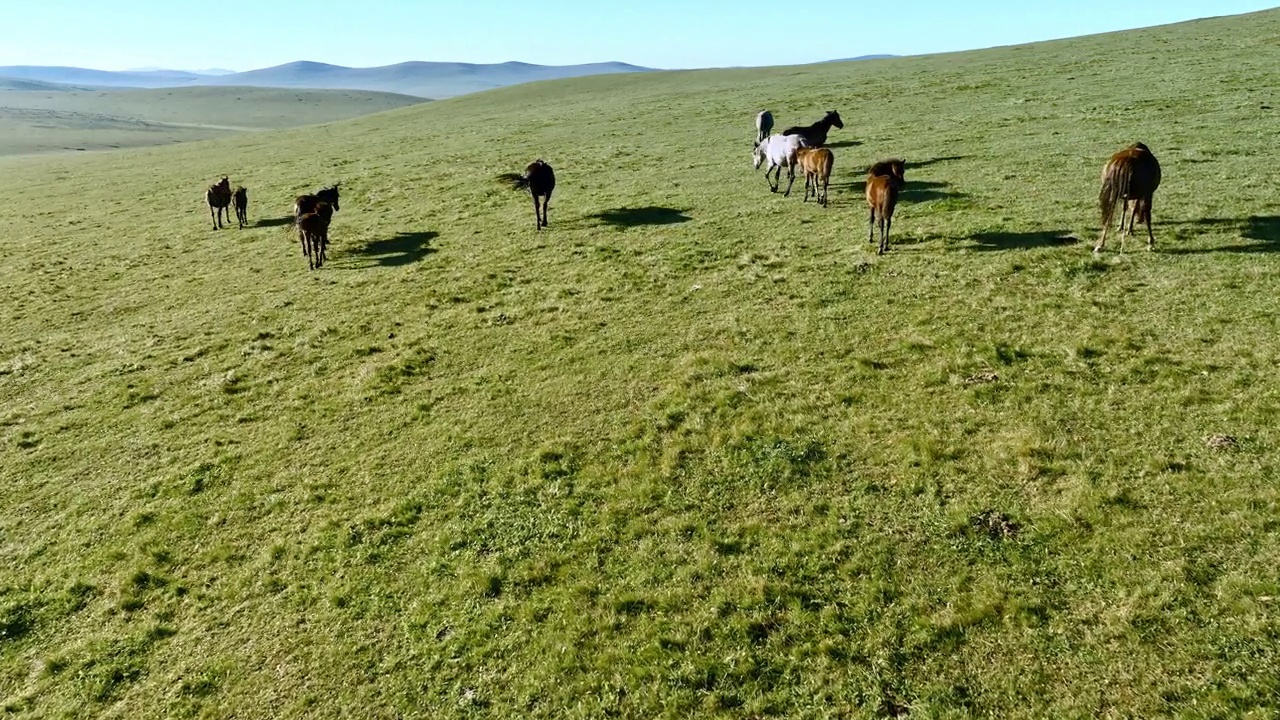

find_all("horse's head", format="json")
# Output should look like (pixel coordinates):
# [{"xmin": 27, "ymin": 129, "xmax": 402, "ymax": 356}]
[
  {"xmin": 752, "ymin": 141, "xmax": 766, "ymax": 169},
  {"xmin": 318, "ymin": 184, "xmax": 341, "ymax": 211},
  {"xmin": 217, "ymin": 176, "xmax": 230, "ymax": 190},
  {"xmin": 827, "ymin": 110, "xmax": 843, "ymax": 129}
]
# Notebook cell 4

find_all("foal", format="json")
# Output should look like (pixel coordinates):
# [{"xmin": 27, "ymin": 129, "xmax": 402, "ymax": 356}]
[
  {"xmin": 232, "ymin": 186, "xmax": 248, "ymax": 229},
  {"xmin": 781, "ymin": 110, "xmax": 843, "ymax": 148},
  {"xmin": 796, "ymin": 147, "xmax": 834, "ymax": 206},
  {"xmin": 205, "ymin": 176, "xmax": 232, "ymax": 230},
  {"xmin": 865, "ymin": 159, "xmax": 906, "ymax": 255},
  {"xmin": 297, "ymin": 201, "xmax": 333, "ymax": 270},
  {"xmin": 1095, "ymin": 142, "xmax": 1161, "ymax": 253},
  {"xmin": 501, "ymin": 160, "xmax": 556, "ymax": 230}
]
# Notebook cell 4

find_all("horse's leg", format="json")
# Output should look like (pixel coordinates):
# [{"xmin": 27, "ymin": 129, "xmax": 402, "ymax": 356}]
[
  {"xmin": 868, "ymin": 209, "xmax": 876, "ymax": 244},
  {"xmin": 1144, "ymin": 197, "xmax": 1155, "ymax": 251},
  {"xmin": 783, "ymin": 161, "xmax": 796, "ymax": 197},
  {"xmin": 543, "ymin": 194, "xmax": 550, "ymax": 228},
  {"xmin": 766, "ymin": 164, "xmax": 778, "ymax": 192},
  {"xmin": 821, "ymin": 175, "xmax": 829, "ymax": 207},
  {"xmin": 210, "ymin": 204, "xmax": 217, "ymax": 230},
  {"xmin": 883, "ymin": 215, "xmax": 892, "ymax": 254}
]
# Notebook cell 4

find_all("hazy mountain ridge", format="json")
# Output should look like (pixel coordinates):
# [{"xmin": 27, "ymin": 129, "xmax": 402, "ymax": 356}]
[{"xmin": 0, "ymin": 60, "xmax": 656, "ymax": 99}]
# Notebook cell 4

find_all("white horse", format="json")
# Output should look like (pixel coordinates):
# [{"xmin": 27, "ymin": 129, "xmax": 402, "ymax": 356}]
[
  {"xmin": 755, "ymin": 110, "xmax": 773, "ymax": 144},
  {"xmin": 753, "ymin": 133, "xmax": 803, "ymax": 196}
]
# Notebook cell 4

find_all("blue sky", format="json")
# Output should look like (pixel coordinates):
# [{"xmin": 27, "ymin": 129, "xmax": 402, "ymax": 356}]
[{"xmin": 1, "ymin": 1, "xmax": 1275, "ymax": 71}]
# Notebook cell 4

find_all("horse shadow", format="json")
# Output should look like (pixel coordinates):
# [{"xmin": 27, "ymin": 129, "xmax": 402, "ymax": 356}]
[
  {"xmin": 909, "ymin": 156, "xmax": 968, "ymax": 169},
  {"xmin": 825, "ymin": 139, "xmax": 864, "ymax": 149},
  {"xmin": 256, "ymin": 216, "xmax": 295, "ymax": 228},
  {"xmin": 967, "ymin": 230, "xmax": 1080, "ymax": 251},
  {"xmin": 588, "ymin": 206, "xmax": 692, "ymax": 228},
  {"xmin": 341, "ymin": 231, "xmax": 439, "ymax": 268},
  {"xmin": 848, "ymin": 178, "xmax": 965, "ymax": 204},
  {"xmin": 1160, "ymin": 216, "xmax": 1280, "ymax": 254}
]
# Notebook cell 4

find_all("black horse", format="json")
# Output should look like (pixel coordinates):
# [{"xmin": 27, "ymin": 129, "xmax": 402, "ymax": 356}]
[
  {"xmin": 500, "ymin": 160, "xmax": 556, "ymax": 230},
  {"xmin": 781, "ymin": 110, "xmax": 844, "ymax": 147},
  {"xmin": 294, "ymin": 182, "xmax": 341, "ymax": 218}
]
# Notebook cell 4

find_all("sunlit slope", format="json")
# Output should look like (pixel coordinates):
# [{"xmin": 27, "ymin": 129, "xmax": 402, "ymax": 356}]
[{"xmin": 1, "ymin": 8, "xmax": 1279, "ymax": 719}]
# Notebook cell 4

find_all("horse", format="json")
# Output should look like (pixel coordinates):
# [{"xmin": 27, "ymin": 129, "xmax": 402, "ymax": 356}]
[
  {"xmin": 781, "ymin": 110, "xmax": 843, "ymax": 147},
  {"xmin": 796, "ymin": 147, "xmax": 834, "ymax": 206},
  {"xmin": 753, "ymin": 134, "xmax": 804, "ymax": 196},
  {"xmin": 297, "ymin": 201, "xmax": 332, "ymax": 270},
  {"xmin": 499, "ymin": 160, "xmax": 555, "ymax": 230},
  {"xmin": 294, "ymin": 182, "xmax": 341, "ymax": 218},
  {"xmin": 232, "ymin": 186, "xmax": 248, "ymax": 229},
  {"xmin": 866, "ymin": 159, "xmax": 906, "ymax": 255},
  {"xmin": 205, "ymin": 176, "xmax": 231, "ymax": 230},
  {"xmin": 756, "ymin": 110, "xmax": 774, "ymax": 145},
  {"xmin": 1095, "ymin": 142, "xmax": 1161, "ymax": 253}
]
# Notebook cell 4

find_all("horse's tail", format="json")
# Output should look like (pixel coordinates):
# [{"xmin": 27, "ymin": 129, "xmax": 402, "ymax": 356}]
[{"xmin": 1099, "ymin": 158, "xmax": 1131, "ymax": 230}]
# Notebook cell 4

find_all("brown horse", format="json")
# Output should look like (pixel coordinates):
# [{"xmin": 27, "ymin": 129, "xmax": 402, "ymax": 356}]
[
  {"xmin": 781, "ymin": 110, "xmax": 844, "ymax": 148},
  {"xmin": 500, "ymin": 160, "xmax": 555, "ymax": 230},
  {"xmin": 297, "ymin": 201, "xmax": 332, "ymax": 270},
  {"xmin": 866, "ymin": 159, "xmax": 906, "ymax": 255},
  {"xmin": 797, "ymin": 147, "xmax": 834, "ymax": 206},
  {"xmin": 205, "ymin": 176, "xmax": 231, "ymax": 229},
  {"xmin": 232, "ymin": 186, "xmax": 248, "ymax": 229},
  {"xmin": 294, "ymin": 183, "xmax": 341, "ymax": 220},
  {"xmin": 1095, "ymin": 142, "xmax": 1161, "ymax": 253}
]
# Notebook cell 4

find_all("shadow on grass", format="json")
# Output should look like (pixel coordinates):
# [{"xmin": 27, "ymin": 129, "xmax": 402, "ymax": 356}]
[
  {"xmin": 849, "ymin": 178, "xmax": 965, "ymax": 204},
  {"xmin": 967, "ymin": 230, "xmax": 1080, "ymax": 251},
  {"xmin": 341, "ymin": 231, "xmax": 438, "ymax": 268},
  {"xmin": 588, "ymin": 206, "xmax": 691, "ymax": 228},
  {"xmin": 1160, "ymin": 216, "xmax": 1280, "ymax": 254},
  {"xmin": 825, "ymin": 139, "xmax": 864, "ymax": 149},
  {"xmin": 909, "ymin": 155, "xmax": 968, "ymax": 169},
  {"xmin": 256, "ymin": 215, "xmax": 295, "ymax": 228}
]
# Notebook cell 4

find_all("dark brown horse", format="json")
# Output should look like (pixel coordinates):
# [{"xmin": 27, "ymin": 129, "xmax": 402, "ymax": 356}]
[
  {"xmin": 796, "ymin": 147, "xmax": 834, "ymax": 206},
  {"xmin": 500, "ymin": 160, "xmax": 555, "ymax": 230},
  {"xmin": 297, "ymin": 201, "xmax": 332, "ymax": 270},
  {"xmin": 205, "ymin": 176, "xmax": 231, "ymax": 229},
  {"xmin": 866, "ymin": 159, "xmax": 906, "ymax": 255},
  {"xmin": 1095, "ymin": 142, "xmax": 1161, "ymax": 253},
  {"xmin": 232, "ymin": 186, "xmax": 248, "ymax": 229},
  {"xmin": 294, "ymin": 183, "xmax": 341, "ymax": 219},
  {"xmin": 781, "ymin": 110, "xmax": 843, "ymax": 147}
]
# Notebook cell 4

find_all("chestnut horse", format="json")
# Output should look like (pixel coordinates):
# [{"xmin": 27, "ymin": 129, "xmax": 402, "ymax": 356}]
[
  {"xmin": 297, "ymin": 201, "xmax": 333, "ymax": 270},
  {"xmin": 797, "ymin": 147, "xmax": 834, "ymax": 206},
  {"xmin": 205, "ymin": 176, "xmax": 231, "ymax": 229},
  {"xmin": 866, "ymin": 159, "xmax": 906, "ymax": 255},
  {"xmin": 499, "ymin": 160, "xmax": 556, "ymax": 230},
  {"xmin": 1095, "ymin": 142, "xmax": 1161, "ymax": 253},
  {"xmin": 781, "ymin": 110, "xmax": 843, "ymax": 147}
]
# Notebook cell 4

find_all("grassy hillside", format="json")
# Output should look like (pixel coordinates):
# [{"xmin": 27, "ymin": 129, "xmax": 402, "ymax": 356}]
[
  {"xmin": 0, "ymin": 86, "xmax": 428, "ymax": 156},
  {"xmin": 2, "ymin": 8, "xmax": 1280, "ymax": 719}
]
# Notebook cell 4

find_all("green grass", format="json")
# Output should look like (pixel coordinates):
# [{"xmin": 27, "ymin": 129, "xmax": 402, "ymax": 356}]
[
  {"xmin": 0, "ymin": 86, "xmax": 427, "ymax": 156},
  {"xmin": 3, "ymin": 8, "xmax": 1280, "ymax": 718}
]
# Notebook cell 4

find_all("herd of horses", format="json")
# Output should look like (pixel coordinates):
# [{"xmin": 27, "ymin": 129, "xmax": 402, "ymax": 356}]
[
  {"xmin": 204, "ymin": 177, "xmax": 341, "ymax": 269},
  {"xmin": 200, "ymin": 108, "xmax": 1162, "ymax": 266}
]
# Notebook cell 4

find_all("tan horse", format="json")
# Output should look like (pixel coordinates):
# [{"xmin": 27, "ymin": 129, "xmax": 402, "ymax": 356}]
[
  {"xmin": 797, "ymin": 147, "xmax": 834, "ymax": 206},
  {"xmin": 1095, "ymin": 142, "xmax": 1161, "ymax": 253}
]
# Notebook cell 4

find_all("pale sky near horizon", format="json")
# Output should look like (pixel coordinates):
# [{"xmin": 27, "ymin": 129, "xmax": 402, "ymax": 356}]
[{"xmin": 1, "ymin": 1, "xmax": 1275, "ymax": 72}]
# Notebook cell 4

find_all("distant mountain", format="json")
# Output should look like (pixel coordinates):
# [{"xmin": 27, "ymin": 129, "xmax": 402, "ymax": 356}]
[
  {"xmin": 0, "ymin": 61, "xmax": 655, "ymax": 99},
  {"xmin": 821, "ymin": 54, "xmax": 900, "ymax": 63}
]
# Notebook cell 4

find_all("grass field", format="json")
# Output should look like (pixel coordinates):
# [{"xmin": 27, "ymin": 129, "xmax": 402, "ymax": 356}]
[
  {"xmin": 0, "ymin": 86, "xmax": 427, "ymax": 156},
  {"xmin": 2, "ymin": 8, "xmax": 1280, "ymax": 719}
]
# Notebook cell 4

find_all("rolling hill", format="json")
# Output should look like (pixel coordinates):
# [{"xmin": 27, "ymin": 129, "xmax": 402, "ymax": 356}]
[
  {"xmin": 0, "ymin": 60, "xmax": 655, "ymax": 98},
  {"xmin": 2, "ymin": 7, "xmax": 1280, "ymax": 719},
  {"xmin": 0, "ymin": 86, "xmax": 428, "ymax": 156}
]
